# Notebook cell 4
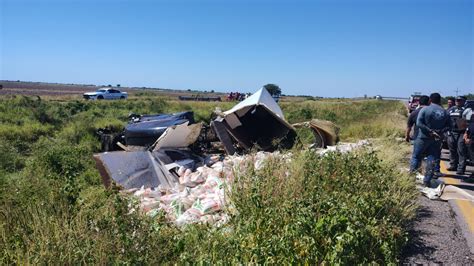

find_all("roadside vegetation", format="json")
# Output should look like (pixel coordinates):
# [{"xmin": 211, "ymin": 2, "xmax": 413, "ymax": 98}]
[{"xmin": 0, "ymin": 95, "xmax": 416, "ymax": 264}]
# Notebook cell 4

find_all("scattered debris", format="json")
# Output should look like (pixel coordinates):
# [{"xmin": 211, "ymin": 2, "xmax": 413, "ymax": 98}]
[
  {"xmin": 416, "ymin": 174, "xmax": 474, "ymax": 202},
  {"xmin": 317, "ymin": 140, "xmax": 370, "ymax": 155},
  {"xmin": 151, "ymin": 122, "xmax": 202, "ymax": 150},
  {"xmin": 93, "ymin": 88, "xmax": 361, "ymax": 226},
  {"xmin": 293, "ymin": 119, "xmax": 339, "ymax": 148},
  {"xmin": 211, "ymin": 88, "xmax": 298, "ymax": 153},
  {"xmin": 125, "ymin": 111, "xmax": 195, "ymax": 147}
]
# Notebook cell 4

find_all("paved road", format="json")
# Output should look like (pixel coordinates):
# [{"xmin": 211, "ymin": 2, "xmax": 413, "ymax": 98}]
[
  {"xmin": 402, "ymin": 148, "xmax": 474, "ymax": 263},
  {"xmin": 439, "ymin": 149, "xmax": 474, "ymax": 254}
]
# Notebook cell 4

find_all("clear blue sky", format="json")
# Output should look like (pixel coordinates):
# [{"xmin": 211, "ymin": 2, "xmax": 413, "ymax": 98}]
[{"xmin": 1, "ymin": 0, "xmax": 472, "ymax": 97}]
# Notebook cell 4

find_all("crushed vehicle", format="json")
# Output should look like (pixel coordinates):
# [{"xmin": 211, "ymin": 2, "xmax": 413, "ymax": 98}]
[
  {"xmin": 93, "ymin": 87, "xmax": 340, "ymax": 225},
  {"xmin": 83, "ymin": 88, "xmax": 128, "ymax": 100},
  {"xmin": 125, "ymin": 111, "xmax": 195, "ymax": 147},
  {"xmin": 211, "ymin": 88, "xmax": 296, "ymax": 154}
]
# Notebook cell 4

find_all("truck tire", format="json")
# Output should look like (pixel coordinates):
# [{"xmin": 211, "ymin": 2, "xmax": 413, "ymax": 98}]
[{"xmin": 97, "ymin": 95, "xmax": 104, "ymax": 100}]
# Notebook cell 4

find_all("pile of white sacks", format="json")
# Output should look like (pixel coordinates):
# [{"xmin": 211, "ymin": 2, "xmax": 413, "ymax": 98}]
[{"xmin": 125, "ymin": 140, "xmax": 370, "ymax": 226}]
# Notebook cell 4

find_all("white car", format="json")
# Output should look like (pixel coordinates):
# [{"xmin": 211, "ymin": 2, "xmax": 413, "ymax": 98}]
[{"xmin": 83, "ymin": 88, "xmax": 128, "ymax": 100}]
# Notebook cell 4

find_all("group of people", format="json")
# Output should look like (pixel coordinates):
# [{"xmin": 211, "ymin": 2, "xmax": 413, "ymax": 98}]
[
  {"xmin": 406, "ymin": 93, "xmax": 473, "ymax": 187},
  {"xmin": 226, "ymin": 92, "xmax": 250, "ymax": 101}
]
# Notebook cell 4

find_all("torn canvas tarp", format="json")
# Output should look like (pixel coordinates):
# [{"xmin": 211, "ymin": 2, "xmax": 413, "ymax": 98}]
[
  {"xmin": 94, "ymin": 151, "xmax": 177, "ymax": 189},
  {"xmin": 215, "ymin": 88, "xmax": 297, "ymax": 153}
]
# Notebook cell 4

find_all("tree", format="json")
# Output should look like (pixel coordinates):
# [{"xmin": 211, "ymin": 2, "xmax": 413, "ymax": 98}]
[
  {"xmin": 117, "ymin": 84, "xmax": 121, "ymax": 87},
  {"xmin": 263, "ymin": 84, "xmax": 282, "ymax": 96}
]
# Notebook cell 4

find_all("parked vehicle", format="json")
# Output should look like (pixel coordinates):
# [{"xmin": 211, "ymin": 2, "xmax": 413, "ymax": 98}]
[{"xmin": 83, "ymin": 88, "xmax": 128, "ymax": 100}]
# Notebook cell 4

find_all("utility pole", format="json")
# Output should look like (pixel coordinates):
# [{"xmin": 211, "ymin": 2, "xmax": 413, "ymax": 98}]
[{"xmin": 455, "ymin": 88, "xmax": 460, "ymax": 96}]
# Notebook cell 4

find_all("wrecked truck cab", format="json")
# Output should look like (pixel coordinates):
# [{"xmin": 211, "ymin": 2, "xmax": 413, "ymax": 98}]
[{"xmin": 124, "ymin": 111, "xmax": 195, "ymax": 146}]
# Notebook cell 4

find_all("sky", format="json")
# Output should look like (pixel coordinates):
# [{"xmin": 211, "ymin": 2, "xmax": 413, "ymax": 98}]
[{"xmin": 1, "ymin": 0, "xmax": 473, "ymax": 97}]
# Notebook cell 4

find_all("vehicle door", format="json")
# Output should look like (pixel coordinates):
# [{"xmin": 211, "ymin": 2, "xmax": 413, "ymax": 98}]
[
  {"xmin": 101, "ymin": 90, "xmax": 110, "ymax": 99},
  {"xmin": 108, "ymin": 89, "xmax": 119, "ymax": 99}
]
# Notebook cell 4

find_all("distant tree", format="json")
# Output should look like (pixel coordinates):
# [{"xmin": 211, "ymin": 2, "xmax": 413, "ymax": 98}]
[
  {"xmin": 211, "ymin": 90, "xmax": 215, "ymax": 93},
  {"xmin": 117, "ymin": 84, "xmax": 121, "ymax": 87},
  {"xmin": 107, "ymin": 84, "xmax": 112, "ymax": 87},
  {"xmin": 263, "ymin": 84, "xmax": 282, "ymax": 96}
]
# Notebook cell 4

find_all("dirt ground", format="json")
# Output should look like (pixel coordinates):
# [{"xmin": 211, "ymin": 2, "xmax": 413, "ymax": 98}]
[
  {"xmin": 401, "ymin": 195, "xmax": 474, "ymax": 264},
  {"xmin": 0, "ymin": 80, "xmax": 226, "ymax": 98}
]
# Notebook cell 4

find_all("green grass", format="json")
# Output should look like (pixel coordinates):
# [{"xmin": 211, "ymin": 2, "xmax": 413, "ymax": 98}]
[{"xmin": 0, "ymin": 95, "xmax": 415, "ymax": 264}]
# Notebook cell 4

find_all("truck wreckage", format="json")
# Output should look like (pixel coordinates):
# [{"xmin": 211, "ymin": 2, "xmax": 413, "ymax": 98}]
[{"xmin": 93, "ymin": 88, "xmax": 341, "ymax": 225}]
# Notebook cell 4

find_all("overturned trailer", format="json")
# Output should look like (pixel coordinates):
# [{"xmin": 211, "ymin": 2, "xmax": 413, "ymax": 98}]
[{"xmin": 212, "ymin": 88, "xmax": 296, "ymax": 154}]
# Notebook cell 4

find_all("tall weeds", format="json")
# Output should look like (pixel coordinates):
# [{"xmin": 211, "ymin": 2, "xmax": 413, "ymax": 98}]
[{"xmin": 0, "ymin": 96, "xmax": 414, "ymax": 263}]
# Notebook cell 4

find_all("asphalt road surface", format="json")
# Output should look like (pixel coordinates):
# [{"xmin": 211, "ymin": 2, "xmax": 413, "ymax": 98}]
[{"xmin": 402, "ymin": 149, "xmax": 474, "ymax": 264}]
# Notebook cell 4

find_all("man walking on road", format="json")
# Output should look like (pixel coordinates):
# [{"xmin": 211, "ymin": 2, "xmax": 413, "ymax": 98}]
[
  {"xmin": 447, "ymin": 96, "xmax": 468, "ymax": 174},
  {"xmin": 410, "ymin": 93, "xmax": 451, "ymax": 187}
]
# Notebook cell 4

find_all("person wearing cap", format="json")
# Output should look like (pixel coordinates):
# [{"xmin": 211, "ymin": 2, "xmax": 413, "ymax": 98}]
[
  {"xmin": 410, "ymin": 93, "xmax": 450, "ymax": 187},
  {"xmin": 462, "ymin": 102, "xmax": 473, "ymax": 175},
  {"xmin": 447, "ymin": 96, "xmax": 468, "ymax": 174},
  {"xmin": 405, "ymin": 95, "xmax": 429, "ymax": 142},
  {"xmin": 446, "ymin": 97, "xmax": 455, "ymax": 109},
  {"xmin": 463, "ymin": 120, "xmax": 474, "ymax": 181}
]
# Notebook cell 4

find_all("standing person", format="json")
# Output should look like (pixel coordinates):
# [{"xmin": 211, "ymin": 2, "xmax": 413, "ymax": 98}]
[
  {"xmin": 463, "ymin": 119, "xmax": 474, "ymax": 180},
  {"xmin": 462, "ymin": 104, "xmax": 473, "ymax": 178},
  {"xmin": 446, "ymin": 97, "xmax": 455, "ymax": 109},
  {"xmin": 405, "ymin": 95, "xmax": 429, "ymax": 142},
  {"xmin": 410, "ymin": 93, "xmax": 450, "ymax": 187},
  {"xmin": 447, "ymin": 96, "xmax": 468, "ymax": 174}
]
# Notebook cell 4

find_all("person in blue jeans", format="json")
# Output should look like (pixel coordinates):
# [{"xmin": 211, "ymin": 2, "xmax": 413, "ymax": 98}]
[{"xmin": 409, "ymin": 93, "xmax": 451, "ymax": 187}]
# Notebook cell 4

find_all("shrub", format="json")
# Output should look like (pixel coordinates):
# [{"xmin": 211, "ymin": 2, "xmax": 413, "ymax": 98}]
[{"xmin": 171, "ymin": 150, "xmax": 416, "ymax": 264}]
